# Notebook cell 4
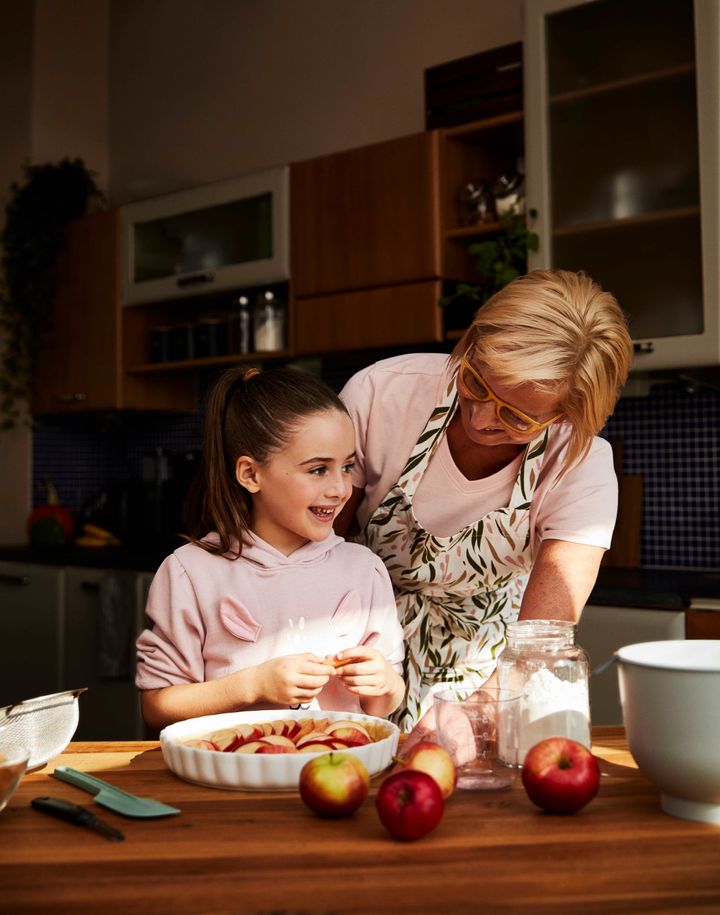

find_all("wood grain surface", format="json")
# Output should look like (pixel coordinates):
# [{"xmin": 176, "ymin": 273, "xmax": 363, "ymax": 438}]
[{"xmin": 1, "ymin": 728, "xmax": 719, "ymax": 914}]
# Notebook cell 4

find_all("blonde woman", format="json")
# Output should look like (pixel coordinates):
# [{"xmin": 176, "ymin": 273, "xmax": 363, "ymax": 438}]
[{"xmin": 335, "ymin": 269, "xmax": 633, "ymax": 736}]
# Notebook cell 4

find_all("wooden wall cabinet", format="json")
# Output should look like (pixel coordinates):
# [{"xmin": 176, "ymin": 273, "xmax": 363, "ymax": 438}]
[
  {"xmin": 291, "ymin": 119, "xmax": 527, "ymax": 354},
  {"xmin": 291, "ymin": 132, "xmax": 444, "ymax": 354},
  {"xmin": 31, "ymin": 209, "xmax": 195, "ymax": 414}
]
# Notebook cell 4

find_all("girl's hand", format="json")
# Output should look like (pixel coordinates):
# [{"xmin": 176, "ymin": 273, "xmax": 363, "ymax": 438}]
[
  {"xmin": 330, "ymin": 647, "xmax": 395, "ymax": 697},
  {"xmin": 329, "ymin": 647, "xmax": 405, "ymax": 717},
  {"xmin": 252, "ymin": 653, "xmax": 334, "ymax": 707}
]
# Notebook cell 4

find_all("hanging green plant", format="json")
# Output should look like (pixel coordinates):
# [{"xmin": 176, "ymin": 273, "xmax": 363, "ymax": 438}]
[
  {"xmin": 0, "ymin": 158, "xmax": 103, "ymax": 429},
  {"xmin": 441, "ymin": 207, "xmax": 540, "ymax": 318}
]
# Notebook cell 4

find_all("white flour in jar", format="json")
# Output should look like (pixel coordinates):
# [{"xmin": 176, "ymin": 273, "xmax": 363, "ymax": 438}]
[{"xmin": 516, "ymin": 667, "xmax": 590, "ymax": 762}]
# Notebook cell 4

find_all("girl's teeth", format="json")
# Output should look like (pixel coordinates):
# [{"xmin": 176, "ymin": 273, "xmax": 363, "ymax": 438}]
[{"xmin": 311, "ymin": 507, "xmax": 334, "ymax": 518}]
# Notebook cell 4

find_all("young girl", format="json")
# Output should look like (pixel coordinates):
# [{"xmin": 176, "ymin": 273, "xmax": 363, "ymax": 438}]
[{"xmin": 135, "ymin": 366, "xmax": 405, "ymax": 730}]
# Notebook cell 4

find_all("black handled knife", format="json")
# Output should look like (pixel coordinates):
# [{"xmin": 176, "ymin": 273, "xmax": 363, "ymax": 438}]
[{"xmin": 32, "ymin": 796, "xmax": 125, "ymax": 841}]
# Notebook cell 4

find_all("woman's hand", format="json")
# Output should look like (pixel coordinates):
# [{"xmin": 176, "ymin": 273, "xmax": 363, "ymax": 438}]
[
  {"xmin": 252, "ymin": 653, "xmax": 334, "ymax": 707},
  {"xmin": 330, "ymin": 647, "xmax": 405, "ymax": 716}
]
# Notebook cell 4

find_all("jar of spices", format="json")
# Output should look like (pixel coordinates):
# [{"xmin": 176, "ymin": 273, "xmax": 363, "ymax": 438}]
[
  {"xmin": 496, "ymin": 619, "xmax": 590, "ymax": 766},
  {"xmin": 253, "ymin": 291, "xmax": 286, "ymax": 352},
  {"xmin": 194, "ymin": 317, "xmax": 228, "ymax": 358}
]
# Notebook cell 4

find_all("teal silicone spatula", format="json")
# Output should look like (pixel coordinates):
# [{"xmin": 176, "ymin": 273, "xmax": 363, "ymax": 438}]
[{"xmin": 52, "ymin": 766, "xmax": 180, "ymax": 818}]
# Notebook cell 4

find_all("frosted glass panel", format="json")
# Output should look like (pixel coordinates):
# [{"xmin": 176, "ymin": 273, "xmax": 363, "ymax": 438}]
[
  {"xmin": 553, "ymin": 216, "xmax": 703, "ymax": 339},
  {"xmin": 133, "ymin": 193, "xmax": 272, "ymax": 283}
]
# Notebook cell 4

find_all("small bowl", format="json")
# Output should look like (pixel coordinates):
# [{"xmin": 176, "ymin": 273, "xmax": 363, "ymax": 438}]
[
  {"xmin": 0, "ymin": 734, "xmax": 30, "ymax": 812},
  {"xmin": 616, "ymin": 640, "xmax": 720, "ymax": 824},
  {"xmin": 160, "ymin": 709, "xmax": 400, "ymax": 791}
]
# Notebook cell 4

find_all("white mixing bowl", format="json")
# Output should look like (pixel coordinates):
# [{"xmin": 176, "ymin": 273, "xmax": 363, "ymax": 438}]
[{"xmin": 616, "ymin": 640, "xmax": 720, "ymax": 825}]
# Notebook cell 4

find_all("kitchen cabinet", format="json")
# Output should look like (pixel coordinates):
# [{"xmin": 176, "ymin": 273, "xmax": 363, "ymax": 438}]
[
  {"xmin": 31, "ymin": 209, "xmax": 195, "ymax": 414},
  {"xmin": 0, "ymin": 562, "xmax": 64, "ymax": 706},
  {"xmin": 578, "ymin": 603, "xmax": 686, "ymax": 725},
  {"xmin": 686, "ymin": 602, "xmax": 720, "ymax": 639},
  {"xmin": 524, "ymin": 0, "xmax": 720, "ymax": 370},
  {"xmin": 0, "ymin": 561, "xmax": 151, "ymax": 738},
  {"xmin": 62, "ymin": 567, "xmax": 146, "ymax": 741},
  {"xmin": 291, "ymin": 132, "xmax": 444, "ymax": 353},
  {"xmin": 291, "ymin": 120, "xmax": 527, "ymax": 353}
]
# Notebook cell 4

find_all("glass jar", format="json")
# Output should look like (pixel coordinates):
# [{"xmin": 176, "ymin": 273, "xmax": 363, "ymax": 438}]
[
  {"xmin": 497, "ymin": 619, "xmax": 590, "ymax": 766},
  {"xmin": 253, "ymin": 291, "xmax": 286, "ymax": 352},
  {"xmin": 230, "ymin": 295, "xmax": 252, "ymax": 354}
]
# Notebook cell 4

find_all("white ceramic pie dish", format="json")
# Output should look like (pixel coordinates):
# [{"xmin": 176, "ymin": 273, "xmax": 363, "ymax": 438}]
[{"xmin": 160, "ymin": 708, "xmax": 400, "ymax": 791}]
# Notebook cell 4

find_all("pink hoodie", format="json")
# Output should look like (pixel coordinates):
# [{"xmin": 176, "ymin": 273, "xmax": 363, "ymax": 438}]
[{"xmin": 135, "ymin": 531, "xmax": 404, "ymax": 713}]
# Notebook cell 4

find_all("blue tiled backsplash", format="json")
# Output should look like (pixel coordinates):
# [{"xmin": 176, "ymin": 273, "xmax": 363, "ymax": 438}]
[{"xmin": 32, "ymin": 368, "xmax": 720, "ymax": 570}]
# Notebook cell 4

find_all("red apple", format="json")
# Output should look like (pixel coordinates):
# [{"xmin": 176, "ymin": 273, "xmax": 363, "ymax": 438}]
[
  {"xmin": 394, "ymin": 741, "xmax": 456, "ymax": 800},
  {"xmin": 375, "ymin": 770, "xmax": 444, "ymax": 841},
  {"xmin": 521, "ymin": 737, "xmax": 600, "ymax": 814},
  {"xmin": 299, "ymin": 752, "xmax": 369, "ymax": 818}
]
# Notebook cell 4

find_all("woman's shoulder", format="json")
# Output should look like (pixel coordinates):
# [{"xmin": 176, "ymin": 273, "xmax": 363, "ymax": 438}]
[
  {"xmin": 342, "ymin": 352, "xmax": 450, "ymax": 393},
  {"xmin": 542, "ymin": 425, "xmax": 614, "ymax": 482}
]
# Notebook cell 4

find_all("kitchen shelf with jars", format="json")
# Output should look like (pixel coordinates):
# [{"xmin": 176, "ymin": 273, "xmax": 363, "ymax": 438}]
[{"xmin": 123, "ymin": 282, "xmax": 292, "ymax": 375}]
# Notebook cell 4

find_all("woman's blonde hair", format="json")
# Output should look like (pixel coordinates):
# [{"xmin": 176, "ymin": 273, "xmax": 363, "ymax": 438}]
[{"xmin": 450, "ymin": 269, "xmax": 633, "ymax": 467}]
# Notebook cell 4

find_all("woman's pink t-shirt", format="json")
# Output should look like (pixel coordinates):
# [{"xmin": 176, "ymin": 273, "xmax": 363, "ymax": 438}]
[{"xmin": 340, "ymin": 352, "xmax": 617, "ymax": 556}]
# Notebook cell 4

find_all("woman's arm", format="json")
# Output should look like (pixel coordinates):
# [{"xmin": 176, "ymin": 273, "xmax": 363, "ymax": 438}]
[
  {"xmin": 518, "ymin": 538, "xmax": 605, "ymax": 622},
  {"xmin": 399, "ymin": 539, "xmax": 605, "ymax": 752}
]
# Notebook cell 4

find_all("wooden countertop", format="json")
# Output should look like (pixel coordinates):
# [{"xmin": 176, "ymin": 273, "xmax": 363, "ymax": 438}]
[{"xmin": 1, "ymin": 727, "xmax": 718, "ymax": 913}]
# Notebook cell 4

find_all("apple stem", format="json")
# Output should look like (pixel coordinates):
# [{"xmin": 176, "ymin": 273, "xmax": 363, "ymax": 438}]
[{"xmin": 392, "ymin": 755, "xmax": 407, "ymax": 767}]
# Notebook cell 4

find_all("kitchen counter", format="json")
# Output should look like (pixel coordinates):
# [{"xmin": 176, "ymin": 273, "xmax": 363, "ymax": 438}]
[
  {"xmin": 2, "ymin": 542, "xmax": 719, "ymax": 609},
  {"xmin": 1, "ymin": 728, "xmax": 719, "ymax": 913}
]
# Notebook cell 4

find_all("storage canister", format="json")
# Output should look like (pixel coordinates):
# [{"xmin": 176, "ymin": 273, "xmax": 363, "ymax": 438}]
[
  {"xmin": 253, "ymin": 290, "xmax": 286, "ymax": 352},
  {"xmin": 497, "ymin": 619, "xmax": 590, "ymax": 766}
]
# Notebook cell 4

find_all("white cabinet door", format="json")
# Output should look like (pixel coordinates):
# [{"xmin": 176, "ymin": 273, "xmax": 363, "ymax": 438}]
[
  {"xmin": 578, "ymin": 604, "xmax": 686, "ymax": 725},
  {"xmin": 0, "ymin": 562, "xmax": 64, "ymax": 706},
  {"xmin": 64, "ymin": 567, "xmax": 145, "ymax": 740},
  {"xmin": 524, "ymin": 0, "xmax": 720, "ymax": 370}
]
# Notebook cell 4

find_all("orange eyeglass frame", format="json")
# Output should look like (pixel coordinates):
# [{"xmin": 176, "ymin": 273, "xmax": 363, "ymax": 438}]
[{"xmin": 459, "ymin": 348, "xmax": 563, "ymax": 434}]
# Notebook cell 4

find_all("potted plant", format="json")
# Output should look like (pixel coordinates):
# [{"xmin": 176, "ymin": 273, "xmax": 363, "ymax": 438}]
[
  {"xmin": 0, "ymin": 158, "xmax": 102, "ymax": 429},
  {"xmin": 441, "ymin": 207, "xmax": 540, "ymax": 329}
]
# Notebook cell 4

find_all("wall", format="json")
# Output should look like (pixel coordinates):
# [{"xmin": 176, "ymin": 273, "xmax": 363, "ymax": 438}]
[
  {"xmin": 0, "ymin": 0, "xmax": 35, "ymax": 544},
  {"xmin": 1, "ymin": 0, "xmax": 520, "ymax": 545},
  {"xmin": 107, "ymin": 0, "xmax": 522, "ymax": 202}
]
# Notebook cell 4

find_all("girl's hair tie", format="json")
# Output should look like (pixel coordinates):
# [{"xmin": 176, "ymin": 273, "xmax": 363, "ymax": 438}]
[{"xmin": 243, "ymin": 367, "xmax": 261, "ymax": 382}]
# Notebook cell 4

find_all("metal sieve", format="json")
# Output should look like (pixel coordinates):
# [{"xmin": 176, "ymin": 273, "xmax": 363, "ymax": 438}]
[{"xmin": 0, "ymin": 688, "xmax": 87, "ymax": 770}]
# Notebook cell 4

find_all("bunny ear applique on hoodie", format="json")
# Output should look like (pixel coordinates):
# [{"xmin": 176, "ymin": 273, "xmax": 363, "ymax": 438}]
[
  {"xmin": 219, "ymin": 595, "xmax": 262, "ymax": 642},
  {"xmin": 330, "ymin": 590, "xmax": 365, "ymax": 638}
]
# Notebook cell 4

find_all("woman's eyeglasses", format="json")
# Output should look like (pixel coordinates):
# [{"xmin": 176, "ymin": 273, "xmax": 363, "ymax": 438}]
[{"xmin": 458, "ymin": 349, "xmax": 562, "ymax": 435}]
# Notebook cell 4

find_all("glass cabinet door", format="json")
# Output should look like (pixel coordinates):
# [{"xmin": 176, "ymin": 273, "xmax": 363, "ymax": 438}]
[{"xmin": 524, "ymin": 0, "xmax": 720, "ymax": 370}]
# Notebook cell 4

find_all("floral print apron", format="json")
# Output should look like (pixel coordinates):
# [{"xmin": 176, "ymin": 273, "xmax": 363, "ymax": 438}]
[{"xmin": 365, "ymin": 374, "xmax": 548, "ymax": 731}]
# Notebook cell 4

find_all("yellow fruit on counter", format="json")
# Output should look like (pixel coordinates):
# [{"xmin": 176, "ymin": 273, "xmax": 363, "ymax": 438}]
[
  {"xmin": 75, "ymin": 533, "xmax": 121, "ymax": 548},
  {"xmin": 82, "ymin": 523, "xmax": 117, "ymax": 541}
]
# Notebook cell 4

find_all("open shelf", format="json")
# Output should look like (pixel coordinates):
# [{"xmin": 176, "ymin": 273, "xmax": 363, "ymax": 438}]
[
  {"xmin": 127, "ymin": 350, "xmax": 293, "ymax": 375},
  {"xmin": 444, "ymin": 221, "xmax": 505, "ymax": 241},
  {"xmin": 442, "ymin": 110, "xmax": 523, "ymax": 140}
]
